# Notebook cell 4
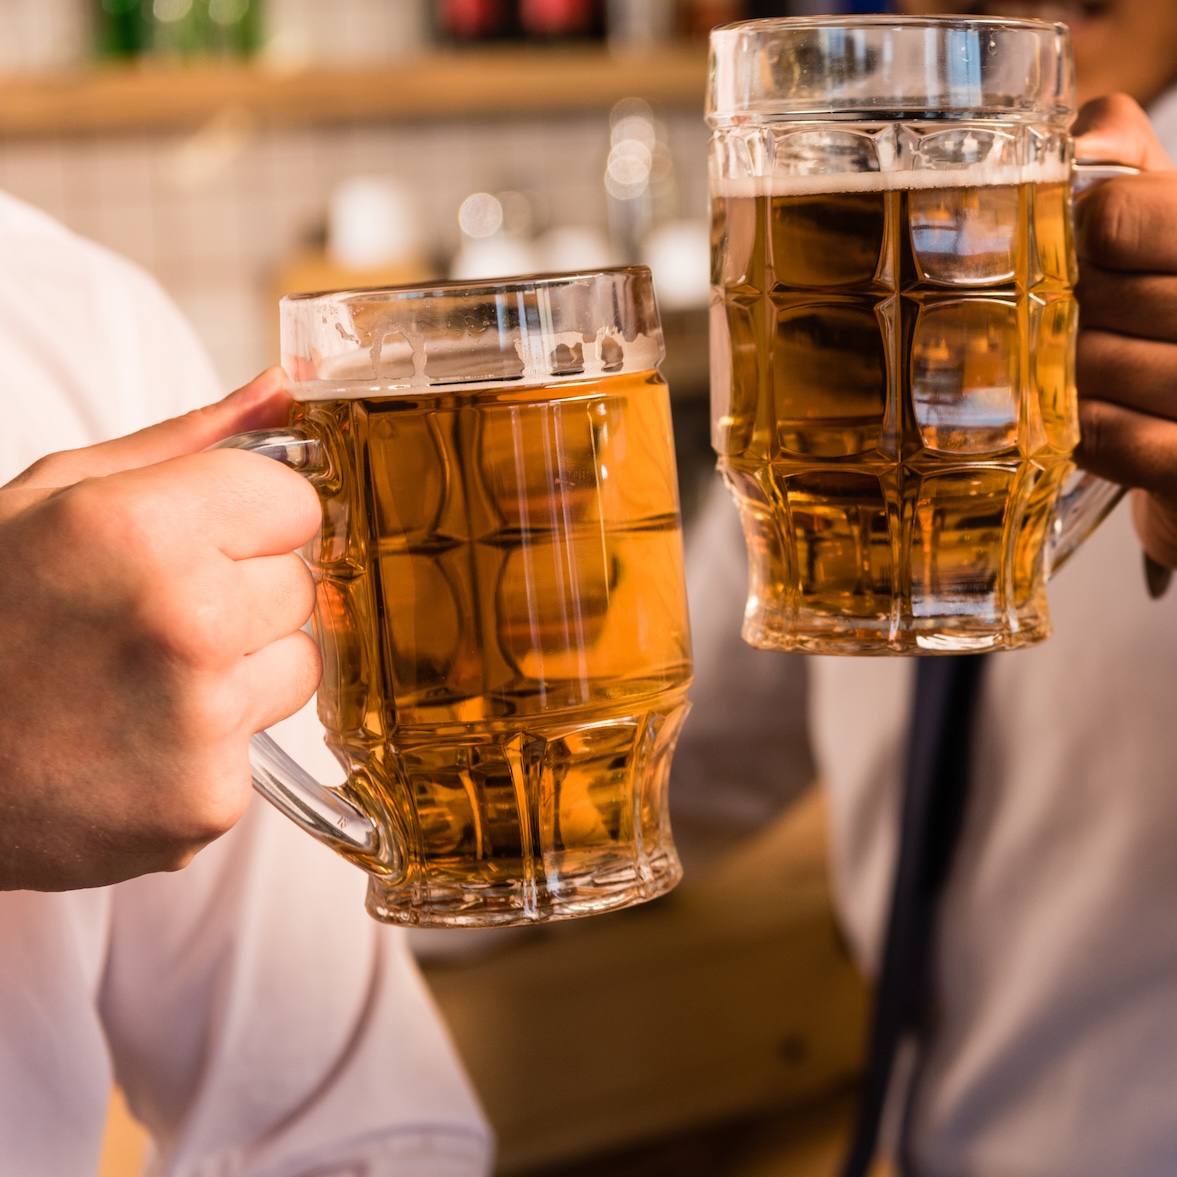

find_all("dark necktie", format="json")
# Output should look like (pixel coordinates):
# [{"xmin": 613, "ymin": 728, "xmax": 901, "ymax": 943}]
[{"xmin": 839, "ymin": 653, "xmax": 989, "ymax": 1177}]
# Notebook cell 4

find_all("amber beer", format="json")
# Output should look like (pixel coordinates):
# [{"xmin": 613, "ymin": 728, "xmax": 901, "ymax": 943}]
[
  {"xmin": 711, "ymin": 166, "xmax": 1079, "ymax": 653},
  {"xmin": 292, "ymin": 366, "xmax": 691, "ymax": 922}
]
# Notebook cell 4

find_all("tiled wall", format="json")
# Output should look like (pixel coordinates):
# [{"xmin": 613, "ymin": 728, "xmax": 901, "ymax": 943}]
[
  {"xmin": 0, "ymin": 0, "xmax": 89, "ymax": 73},
  {"xmin": 0, "ymin": 110, "xmax": 708, "ymax": 390}
]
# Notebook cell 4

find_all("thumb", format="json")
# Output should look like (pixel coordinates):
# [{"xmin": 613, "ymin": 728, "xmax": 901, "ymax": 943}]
[
  {"xmin": 1074, "ymin": 93, "xmax": 1174, "ymax": 172},
  {"xmin": 7, "ymin": 367, "xmax": 293, "ymax": 491}
]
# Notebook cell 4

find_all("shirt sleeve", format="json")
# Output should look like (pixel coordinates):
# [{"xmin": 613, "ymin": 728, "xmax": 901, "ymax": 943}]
[
  {"xmin": 0, "ymin": 200, "xmax": 496, "ymax": 1176},
  {"xmin": 0, "ymin": 194, "xmax": 224, "ymax": 483},
  {"xmin": 99, "ymin": 710, "xmax": 493, "ymax": 1177}
]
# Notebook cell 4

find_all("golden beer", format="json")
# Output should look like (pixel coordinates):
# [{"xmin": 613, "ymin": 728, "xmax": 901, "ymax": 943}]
[
  {"xmin": 230, "ymin": 270, "xmax": 691, "ymax": 926},
  {"xmin": 710, "ymin": 169, "xmax": 1079, "ymax": 653},
  {"xmin": 292, "ymin": 366, "xmax": 691, "ymax": 922}
]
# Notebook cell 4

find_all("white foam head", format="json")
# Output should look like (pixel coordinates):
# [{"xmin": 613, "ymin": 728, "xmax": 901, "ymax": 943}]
[{"xmin": 713, "ymin": 160, "xmax": 1070, "ymax": 198}]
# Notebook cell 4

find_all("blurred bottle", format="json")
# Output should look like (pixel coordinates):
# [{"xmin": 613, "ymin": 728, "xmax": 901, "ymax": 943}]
[
  {"xmin": 678, "ymin": 0, "xmax": 744, "ymax": 39},
  {"xmin": 265, "ymin": 0, "xmax": 429, "ymax": 64},
  {"xmin": 746, "ymin": 0, "xmax": 891, "ymax": 11},
  {"xmin": 437, "ymin": 0, "xmax": 606, "ymax": 42},
  {"xmin": 517, "ymin": 0, "xmax": 603, "ymax": 40},
  {"xmin": 202, "ymin": 0, "xmax": 260, "ymax": 55},
  {"xmin": 606, "ymin": 0, "xmax": 676, "ymax": 52},
  {"xmin": 130, "ymin": 0, "xmax": 259, "ymax": 58},
  {"xmin": 95, "ymin": 0, "xmax": 146, "ymax": 57},
  {"xmin": 436, "ymin": 0, "xmax": 517, "ymax": 41}
]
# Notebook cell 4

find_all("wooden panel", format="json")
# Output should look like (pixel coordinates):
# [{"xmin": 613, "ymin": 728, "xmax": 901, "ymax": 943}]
[
  {"xmin": 422, "ymin": 786, "xmax": 871, "ymax": 1174},
  {"xmin": 97, "ymin": 787, "xmax": 873, "ymax": 1176},
  {"xmin": 0, "ymin": 47, "xmax": 707, "ymax": 138},
  {"xmin": 506, "ymin": 1086, "xmax": 894, "ymax": 1177},
  {"xmin": 97, "ymin": 1087, "xmax": 147, "ymax": 1177}
]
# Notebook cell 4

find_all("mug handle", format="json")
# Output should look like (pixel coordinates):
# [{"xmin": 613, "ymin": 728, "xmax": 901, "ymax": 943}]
[
  {"xmin": 212, "ymin": 428, "xmax": 394, "ymax": 871},
  {"xmin": 1044, "ymin": 161, "xmax": 1141, "ymax": 579}
]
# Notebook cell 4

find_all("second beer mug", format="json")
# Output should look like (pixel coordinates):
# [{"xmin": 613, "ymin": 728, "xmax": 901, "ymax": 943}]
[
  {"xmin": 225, "ymin": 269, "xmax": 692, "ymax": 926},
  {"xmin": 708, "ymin": 16, "xmax": 1124, "ymax": 654}
]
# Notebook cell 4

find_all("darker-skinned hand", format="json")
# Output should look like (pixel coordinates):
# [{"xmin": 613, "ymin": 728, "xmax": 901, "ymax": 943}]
[{"xmin": 1073, "ymin": 94, "xmax": 1177, "ymax": 569}]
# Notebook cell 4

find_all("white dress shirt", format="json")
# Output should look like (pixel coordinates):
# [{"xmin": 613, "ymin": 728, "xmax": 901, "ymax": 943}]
[
  {"xmin": 812, "ymin": 504, "xmax": 1177, "ymax": 1177},
  {"xmin": 683, "ymin": 93, "xmax": 1177, "ymax": 1177},
  {"xmin": 0, "ymin": 190, "xmax": 492, "ymax": 1177},
  {"xmin": 815, "ymin": 97, "xmax": 1177, "ymax": 1175}
]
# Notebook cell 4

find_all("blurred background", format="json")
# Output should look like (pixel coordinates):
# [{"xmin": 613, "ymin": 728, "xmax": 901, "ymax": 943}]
[
  {"xmin": 0, "ymin": 0, "xmax": 886, "ymax": 520},
  {"xmin": 15, "ymin": 2, "xmax": 889, "ymax": 1175}
]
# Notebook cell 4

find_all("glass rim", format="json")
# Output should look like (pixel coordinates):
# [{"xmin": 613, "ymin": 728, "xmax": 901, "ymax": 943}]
[
  {"xmin": 280, "ymin": 266, "xmax": 665, "ymax": 397},
  {"xmin": 707, "ymin": 13, "xmax": 1074, "ymax": 126},
  {"xmin": 279, "ymin": 265, "xmax": 654, "ymax": 308},
  {"xmin": 712, "ymin": 14, "xmax": 1068, "ymax": 35}
]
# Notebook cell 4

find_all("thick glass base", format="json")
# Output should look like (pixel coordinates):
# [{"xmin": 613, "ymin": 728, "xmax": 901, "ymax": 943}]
[
  {"xmin": 742, "ymin": 610, "xmax": 1051, "ymax": 655},
  {"xmin": 365, "ymin": 842, "xmax": 682, "ymax": 928},
  {"xmin": 352, "ymin": 689, "xmax": 691, "ymax": 927}
]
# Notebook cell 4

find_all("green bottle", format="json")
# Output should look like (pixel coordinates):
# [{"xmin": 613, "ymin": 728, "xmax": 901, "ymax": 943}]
[
  {"xmin": 146, "ymin": 0, "xmax": 262, "ymax": 59},
  {"xmin": 94, "ymin": 0, "xmax": 147, "ymax": 58}
]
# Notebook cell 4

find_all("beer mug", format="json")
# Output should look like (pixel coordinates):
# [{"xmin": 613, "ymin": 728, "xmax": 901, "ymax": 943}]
[
  {"xmin": 223, "ymin": 269, "xmax": 692, "ymax": 926},
  {"xmin": 708, "ymin": 16, "xmax": 1129, "ymax": 654}
]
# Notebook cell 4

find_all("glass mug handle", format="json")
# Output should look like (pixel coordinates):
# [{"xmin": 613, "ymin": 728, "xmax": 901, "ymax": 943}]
[
  {"xmin": 211, "ymin": 428, "xmax": 396, "ymax": 872},
  {"xmin": 1044, "ymin": 160, "xmax": 1141, "ymax": 577}
]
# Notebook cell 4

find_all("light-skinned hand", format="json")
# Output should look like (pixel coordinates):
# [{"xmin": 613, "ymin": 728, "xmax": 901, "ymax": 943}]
[{"xmin": 0, "ymin": 368, "xmax": 321, "ymax": 891}]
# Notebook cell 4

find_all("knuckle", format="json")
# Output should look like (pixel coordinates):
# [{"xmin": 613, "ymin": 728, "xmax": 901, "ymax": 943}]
[
  {"xmin": 1076, "ymin": 93, "xmax": 1146, "ymax": 139},
  {"xmin": 1147, "ymin": 440, "xmax": 1177, "ymax": 505},
  {"xmin": 293, "ymin": 629, "xmax": 324, "ymax": 696},
  {"xmin": 54, "ymin": 476, "xmax": 163, "ymax": 565},
  {"xmin": 1076, "ymin": 331, "xmax": 1113, "ymax": 398},
  {"xmin": 176, "ymin": 677, "xmax": 248, "ymax": 748},
  {"xmin": 161, "ymin": 847, "xmax": 201, "ymax": 874},
  {"xmin": 1078, "ymin": 182, "xmax": 1138, "ymax": 268},
  {"xmin": 134, "ymin": 572, "xmax": 238, "ymax": 671},
  {"xmin": 184, "ymin": 577, "xmax": 242, "ymax": 656},
  {"xmin": 192, "ymin": 762, "xmax": 254, "ymax": 842},
  {"xmin": 209, "ymin": 449, "xmax": 321, "ymax": 546},
  {"xmin": 1099, "ymin": 92, "xmax": 1142, "ymax": 126},
  {"xmin": 285, "ymin": 555, "xmax": 318, "ymax": 623},
  {"xmin": 1138, "ymin": 493, "xmax": 1177, "ymax": 563},
  {"xmin": 9, "ymin": 451, "xmax": 79, "ymax": 489},
  {"xmin": 163, "ymin": 795, "xmax": 246, "ymax": 856},
  {"xmin": 137, "ymin": 764, "xmax": 250, "ymax": 868},
  {"xmin": 1075, "ymin": 400, "xmax": 1112, "ymax": 469},
  {"xmin": 190, "ymin": 795, "xmax": 249, "ymax": 845}
]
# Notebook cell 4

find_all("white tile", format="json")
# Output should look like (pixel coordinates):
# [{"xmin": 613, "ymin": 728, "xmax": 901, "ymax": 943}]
[{"xmin": 0, "ymin": 142, "xmax": 71, "ymax": 224}]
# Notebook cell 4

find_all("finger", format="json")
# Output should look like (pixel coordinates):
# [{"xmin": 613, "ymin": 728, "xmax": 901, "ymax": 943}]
[
  {"xmin": 232, "ymin": 553, "xmax": 317, "ymax": 655},
  {"xmin": 1077, "ymin": 329, "xmax": 1177, "ymax": 420},
  {"xmin": 1073, "ymin": 94, "xmax": 1175, "ymax": 172},
  {"xmin": 238, "ymin": 629, "xmax": 323, "ymax": 734},
  {"xmin": 1076, "ymin": 174, "xmax": 1177, "ymax": 273},
  {"xmin": 0, "ymin": 483, "xmax": 53, "ymax": 526},
  {"xmin": 90, "ymin": 447, "xmax": 321, "ymax": 562},
  {"xmin": 7, "ymin": 367, "xmax": 293, "ymax": 491},
  {"xmin": 1076, "ymin": 265, "xmax": 1177, "ymax": 342},
  {"xmin": 1131, "ymin": 489, "xmax": 1177, "ymax": 572},
  {"xmin": 1075, "ymin": 398, "xmax": 1177, "ymax": 502}
]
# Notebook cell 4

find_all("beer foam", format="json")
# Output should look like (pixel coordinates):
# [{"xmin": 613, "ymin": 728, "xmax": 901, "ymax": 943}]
[
  {"xmin": 714, "ymin": 160, "xmax": 1070, "ymax": 198},
  {"xmin": 291, "ymin": 326, "xmax": 665, "ymax": 398}
]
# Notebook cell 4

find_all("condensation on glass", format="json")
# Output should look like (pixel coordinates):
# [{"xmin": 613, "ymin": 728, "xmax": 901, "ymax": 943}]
[
  {"xmin": 707, "ymin": 17, "xmax": 1121, "ymax": 654},
  {"xmin": 231, "ymin": 269, "xmax": 692, "ymax": 926}
]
